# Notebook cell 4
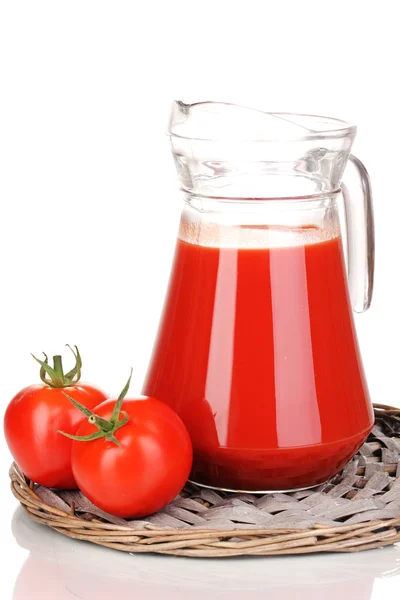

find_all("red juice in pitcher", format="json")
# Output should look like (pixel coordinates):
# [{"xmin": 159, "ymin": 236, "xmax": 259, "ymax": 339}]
[{"xmin": 143, "ymin": 218, "xmax": 373, "ymax": 491}]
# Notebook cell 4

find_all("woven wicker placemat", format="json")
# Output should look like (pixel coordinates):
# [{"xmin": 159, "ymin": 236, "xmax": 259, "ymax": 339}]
[{"xmin": 10, "ymin": 403, "xmax": 400, "ymax": 557}]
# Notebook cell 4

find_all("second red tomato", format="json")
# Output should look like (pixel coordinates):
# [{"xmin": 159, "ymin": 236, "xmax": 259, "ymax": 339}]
[{"xmin": 70, "ymin": 396, "xmax": 193, "ymax": 518}]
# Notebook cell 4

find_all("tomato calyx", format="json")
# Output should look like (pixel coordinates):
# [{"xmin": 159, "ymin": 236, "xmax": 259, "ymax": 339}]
[
  {"xmin": 32, "ymin": 345, "xmax": 83, "ymax": 388},
  {"xmin": 58, "ymin": 370, "xmax": 133, "ymax": 448}
]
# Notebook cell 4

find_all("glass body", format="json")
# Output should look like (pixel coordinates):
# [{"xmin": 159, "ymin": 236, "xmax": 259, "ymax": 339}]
[{"xmin": 143, "ymin": 102, "xmax": 375, "ymax": 492}]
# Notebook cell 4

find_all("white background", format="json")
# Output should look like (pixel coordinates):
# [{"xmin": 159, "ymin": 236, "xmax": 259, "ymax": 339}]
[{"xmin": 1, "ymin": 1, "xmax": 400, "ymax": 598}]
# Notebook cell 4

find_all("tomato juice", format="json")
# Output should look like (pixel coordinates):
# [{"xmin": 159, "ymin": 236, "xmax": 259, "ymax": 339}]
[{"xmin": 143, "ymin": 222, "xmax": 373, "ymax": 491}]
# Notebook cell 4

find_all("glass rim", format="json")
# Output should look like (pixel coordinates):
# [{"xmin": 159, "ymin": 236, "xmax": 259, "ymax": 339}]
[{"xmin": 169, "ymin": 101, "xmax": 357, "ymax": 143}]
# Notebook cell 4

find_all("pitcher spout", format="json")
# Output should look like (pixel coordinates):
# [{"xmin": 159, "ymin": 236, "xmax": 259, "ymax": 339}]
[{"xmin": 169, "ymin": 101, "xmax": 356, "ymax": 199}]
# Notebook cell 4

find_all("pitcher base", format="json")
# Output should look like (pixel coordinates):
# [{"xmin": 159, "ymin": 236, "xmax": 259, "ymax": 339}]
[{"xmin": 188, "ymin": 478, "xmax": 326, "ymax": 495}]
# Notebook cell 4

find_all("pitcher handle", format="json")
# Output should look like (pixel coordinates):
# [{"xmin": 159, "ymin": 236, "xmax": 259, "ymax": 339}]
[{"xmin": 341, "ymin": 154, "xmax": 375, "ymax": 313}]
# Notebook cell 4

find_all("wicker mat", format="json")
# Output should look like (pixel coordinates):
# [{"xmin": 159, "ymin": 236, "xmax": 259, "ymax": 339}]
[{"xmin": 9, "ymin": 403, "xmax": 400, "ymax": 557}]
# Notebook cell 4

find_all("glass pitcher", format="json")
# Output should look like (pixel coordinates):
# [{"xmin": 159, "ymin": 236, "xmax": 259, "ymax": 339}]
[{"xmin": 143, "ymin": 101, "xmax": 375, "ymax": 492}]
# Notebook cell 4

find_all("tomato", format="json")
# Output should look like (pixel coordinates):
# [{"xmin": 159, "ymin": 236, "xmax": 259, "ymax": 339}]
[
  {"xmin": 4, "ymin": 346, "xmax": 107, "ymax": 489},
  {"xmin": 65, "ymin": 376, "xmax": 193, "ymax": 518}
]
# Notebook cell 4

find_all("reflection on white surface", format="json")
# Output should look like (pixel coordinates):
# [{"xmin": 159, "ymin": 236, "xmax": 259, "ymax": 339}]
[{"xmin": 11, "ymin": 507, "xmax": 400, "ymax": 600}]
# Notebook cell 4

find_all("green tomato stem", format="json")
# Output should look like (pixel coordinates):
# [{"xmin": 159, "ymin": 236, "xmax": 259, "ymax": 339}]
[
  {"xmin": 32, "ymin": 345, "xmax": 83, "ymax": 388},
  {"xmin": 110, "ymin": 368, "xmax": 133, "ymax": 424},
  {"xmin": 53, "ymin": 355, "xmax": 64, "ymax": 380},
  {"xmin": 58, "ymin": 371, "xmax": 132, "ymax": 448}
]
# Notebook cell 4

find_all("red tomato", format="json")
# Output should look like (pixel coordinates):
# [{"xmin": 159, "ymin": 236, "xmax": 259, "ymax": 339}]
[
  {"xmin": 4, "ymin": 347, "xmax": 107, "ymax": 489},
  {"xmin": 70, "ymin": 395, "xmax": 193, "ymax": 518}
]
